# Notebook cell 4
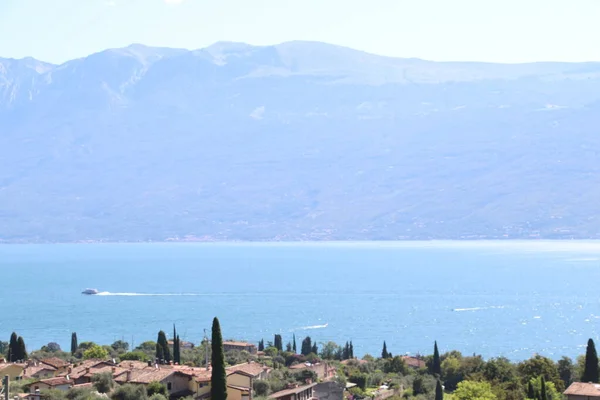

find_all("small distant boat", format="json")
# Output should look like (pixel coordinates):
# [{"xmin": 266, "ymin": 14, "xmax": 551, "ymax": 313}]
[{"xmin": 81, "ymin": 288, "xmax": 99, "ymax": 295}]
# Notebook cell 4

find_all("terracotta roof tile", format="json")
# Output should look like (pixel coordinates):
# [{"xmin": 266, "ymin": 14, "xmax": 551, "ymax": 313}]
[
  {"xmin": 269, "ymin": 383, "xmax": 317, "ymax": 399},
  {"xmin": 36, "ymin": 377, "xmax": 74, "ymax": 387},
  {"xmin": 40, "ymin": 358, "xmax": 70, "ymax": 369},
  {"xmin": 564, "ymin": 382, "xmax": 600, "ymax": 397},
  {"xmin": 226, "ymin": 362, "xmax": 270, "ymax": 377}
]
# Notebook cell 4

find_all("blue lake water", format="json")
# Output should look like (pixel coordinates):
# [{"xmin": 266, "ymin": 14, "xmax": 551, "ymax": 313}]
[{"xmin": 2, "ymin": 241, "xmax": 600, "ymax": 361}]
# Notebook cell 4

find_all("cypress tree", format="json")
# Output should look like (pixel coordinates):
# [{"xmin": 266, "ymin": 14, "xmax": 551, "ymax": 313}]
[
  {"xmin": 527, "ymin": 381, "xmax": 535, "ymax": 399},
  {"xmin": 211, "ymin": 317, "xmax": 227, "ymax": 400},
  {"xmin": 17, "ymin": 336, "xmax": 27, "ymax": 360},
  {"xmin": 293, "ymin": 334, "xmax": 297, "ymax": 353},
  {"xmin": 258, "ymin": 339, "xmax": 264, "ymax": 352},
  {"xmin": 156, "ymin": 331, "xmax": 170, "ymax": 363},
  {"xmin": 539, "ymin": 377, "xmax": 548, "ymax": 400},
  {"xmin": 343, "ymin": 342, "xmax": 349, "ymax": 360},
  {"xmin": 350, "ymin": 341, "xmax": 354, "ymax": 359},
  {"xmin": 7, "ymin": 332, "xmax": 18, "ymax": 362},
  {"xmin": 382, "ymin": 341, "xmax": 389, "ymax": 359},
  {"xmin": 435, "ymin": 379, "xmax": 443, "ymax": 400},
  {"xmin": 175, "ymin": 335, "xmax": 181, "ymax": 364},
  {"xmin": 301, "ymin": 337, "xmax": 312, "ymax": 356},
  {"xmin": 311, "ymin": 342, "xmax": 318, "ymax": 355},
  {"xmin": 274, "ymin": 334, "xmax": 283, "ymax": 352},
  {"xmin": 71, "ymin": 332, "xmax": 78, "ymax": 354},
  {"xmin": 286, "ymin": 342, "xmax": 292, "ymax": 352},
  {"xmin": 582, "ymin": 338, "xmax": 599, "ymax": 383},
  {"xmin": 431, "ymin": 341, "xmax": 441, "ymax": 376}
]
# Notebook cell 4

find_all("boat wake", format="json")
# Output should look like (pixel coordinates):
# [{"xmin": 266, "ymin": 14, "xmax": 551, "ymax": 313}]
[
  {"xmin": 452, "ymin": 306, "xmax": 505, "ymax": 312},
  {"xmin": 95, "ymin": 292, "xmax": 205, "ymax": 296},
  {"xmin": 300, "ymin": 323, "xmax": 329, "ymax": 330}
]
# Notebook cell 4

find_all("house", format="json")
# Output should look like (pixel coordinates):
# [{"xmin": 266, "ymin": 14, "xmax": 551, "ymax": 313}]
[
  {"xmin": 168, "ymin": 340, "xmax": 195, "ymax": 350},
  {"xmin": 0, "ymin": 361, "xmax": 26, "ymax": 380},
  {"xmin": 269, "ymin": 383, "xmax": 317, "ymax": 400},
  {"xmin": 289, "ymin": 362, "xmax": 336, "ymax": 381},
  {"xmin": 30, "ymin": 377, "xmax": 74, "ymax": 393},
  {"xmin": 23, "ymin": 363, "xmax": 58, "ymax": 380},
  {"xmin": 39, "ymin": 358, "xmax": 71, "ymax": 374},
  {"xmin": 114, "ymin": 367, "xmax": 194, "ymax": 398},
  {"xmin": 564, "ymin": 382, "xmax": 600, "ymax": 400},
  {"xmin": 58, "ymin": 360, "xmax": 116, "ymax": 385},
  {"xmin": 227, "ymin": 361, "xmax": 272, "ymax": 380},
  {"xmin": 401, "ymin": 356, "xmax": 426, "ymax": 370},
  {"xmin": 223, "ymin": 341, "xmax": 258, "ymax": 355}
]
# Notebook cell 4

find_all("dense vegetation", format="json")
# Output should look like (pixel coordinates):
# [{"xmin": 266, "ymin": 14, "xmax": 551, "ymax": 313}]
[{"xmin": 4, "ymin": 327, "xmax": 600, "ymax": 400}]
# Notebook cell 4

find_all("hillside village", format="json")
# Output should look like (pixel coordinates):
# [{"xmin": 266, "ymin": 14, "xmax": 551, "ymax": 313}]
[{"xmin": 3, "ymin": 332, "xmax": 600, "ymax": 400}]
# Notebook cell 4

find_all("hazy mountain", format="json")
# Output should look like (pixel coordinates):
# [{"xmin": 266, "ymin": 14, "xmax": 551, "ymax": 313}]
[{"xmin": 1, "ymin": 41, "xmax": 600, "ymax": 242}]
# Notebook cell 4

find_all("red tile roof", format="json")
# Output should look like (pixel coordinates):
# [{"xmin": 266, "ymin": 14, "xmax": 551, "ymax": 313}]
[
  {"xmin": 564, "ymin": 382, "xmax": 600, "ymax": 397},
  {"xmin": 226, "ymin": 362, "xmax": 270, "ymax": 377},
  {"xmin": 269, "ymin": 383, "xmax": 317, "ymax": 399},
  {"xmin": 36, "ymin": 377, "xmax": 74, "ymax": 387},
  {"xmin": 40, "ymin": 358, "xmax": 70, "ymax": 369}
]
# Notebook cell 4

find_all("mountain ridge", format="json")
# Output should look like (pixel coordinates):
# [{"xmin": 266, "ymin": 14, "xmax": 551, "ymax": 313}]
[{"xmin": 1, "ymin": 41, "xmax": 600, "ymax": 242}]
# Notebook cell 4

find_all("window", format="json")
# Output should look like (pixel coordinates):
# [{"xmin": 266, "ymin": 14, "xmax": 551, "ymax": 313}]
[{"xmin": 167, "ymin": 382, "xmax": 172, "ymax": 391}]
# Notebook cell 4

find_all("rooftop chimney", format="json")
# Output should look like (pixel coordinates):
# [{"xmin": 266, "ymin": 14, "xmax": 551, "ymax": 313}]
[
  {"xmin": 147, "ymin": 361, "xmax": 153, "ymax": 367},
  {"xmin": 85, "ymin": 367, "xmax": 90, "ymax": 374}
]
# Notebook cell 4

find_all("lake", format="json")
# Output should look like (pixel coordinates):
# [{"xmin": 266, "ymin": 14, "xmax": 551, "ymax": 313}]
[{"xmin": 1, "ymin": 241, "xmax": 600, "ymax": 361}]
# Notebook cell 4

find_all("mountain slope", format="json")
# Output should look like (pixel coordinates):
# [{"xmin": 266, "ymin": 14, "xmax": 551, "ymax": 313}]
[{"xmin": 1, "ymin": 41, "xmax": 600, "ymax": 242}]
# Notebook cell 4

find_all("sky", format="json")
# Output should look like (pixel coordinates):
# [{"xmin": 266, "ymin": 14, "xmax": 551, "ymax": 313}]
[{"xmin": 0, "ymin": 0, "xmax": 599, "ymax": 64}]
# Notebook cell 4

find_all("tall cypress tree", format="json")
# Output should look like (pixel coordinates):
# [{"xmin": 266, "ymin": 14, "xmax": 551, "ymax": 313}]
[
  {"xmin": 435, "ymin": 380, "xmax": 443, "ymax": 400},
  {"xmin": 582, "ymin": 338, "xmax": 599, "ymax": 383},
  {"xmin": 274, "ymin": 334, "xmax": 283, "ymax": 351},
  {"xmin": 211, "ymin": 317, "xmax": 227, "ymax": 400},
  {"xmin": 156, "ymin": 331, "xmax": 170, "ymax": 363},
  {"xmin": 539, "ymin": 376, "xmax": 548, "ymax": 400},
  {"xmin": 258, "ymin": 339, "xmax": 264, "ymax": 352},
  {"xmin": 71, "ymin": 332, "xmax": 78, "ymax": 354},
  {"xmin": 382, "ymin": 341, "xmax": 389, "ymax": 359},
  {"xmin": 173, "ymin": 325, "xmax": 181, "ymax": 364},
  {"xmin": 527, "ymin": 381, "xmax": 535, "ymax": 399},
  {"xmin": 301, "ymin": 337, "xmax": 312, "ymax": 356},
  {"xmin": 17, "ymin": 336, "xmax": 27, "ymax": 360},
  {"xmin": 293, "ymin": 334, "xmax": 297, "ymax": 353},
  {"xmin": 7, "ymin": 332, "xmax": 18, "ymax": 362},
  {"xmin": 350, "ymin": 341, "xmax": 354, "ymax": 359},
  {"xmin": 431, "ymin": 341, "xmax": 441, "ymax": 376},
  {"xmin": 311, "ymin": 342, "xmax": 318, "ymax": 355}
]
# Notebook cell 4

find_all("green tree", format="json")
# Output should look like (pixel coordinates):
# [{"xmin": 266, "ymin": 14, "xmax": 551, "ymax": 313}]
[
  {"xmin": 147, "ymin": 381, "xmax": 168, "ymax": 397},
  {"xmin": 17, "ymin": 336, "xmax": 27, "ymax": 360},
  {"xmin": 311, "ymin": 343, "xmax": 318, "ymax": 355},
  {"xmin": 293, "ymin": 334, "xmax": 297, "ymax": 353},
  {"xmin": 558, "ymin": 356, "xmax": 574, "ymax": 388},
  {"xmin": 435, "ymin": 379, "xmax": 444, "ymax": 400},
  {"xmin": 83, "ymin": 344, "xmax": 109, "ymax": 360},
  {"xmin": 156, "ymin": 331, "xmax": 170, "ymax": 363},
  {"xmin": 349, "ymin": 341, "xmax": 354, "ymax": 358},
  {"xmin": 453, "ymin": 380, "xmax": 496, "ymax": 400},
  {"xmin": 539, "ymin": 376, "xmax": 547, "ymax": 400},
  {"xmin": 149, "ymin": 395, "xmax": 168, "ymax": 400},
  {"xmin": 211, "ymin": 317, "xmax": 227, "ymax": 400},
  {"xmin": 92, "ymin": 372, "xmax": 115, "ymax": 393},
  {"xmin": 71, "ymin": 333, "xmax": 78, "ymax": 354},
  {"xmin": 111, "ymin": 340, "xmax": 129, "ymax": 353},
  {"xmin": 483, "ymin": 357, "xmax": 517, "ymax": 384},
  {"xmin": 274, "ymin": 334, "xmax": 283, "ymax": 352},
  {"xmin": 517, "ymin": 354, "xmax": 562, "ymax": 392},
  {"xmin": 120, "ymin": 351, "xmax": 149, "ymax": 361},
  {"xmin": 382, "ymin": 341, "xmax": 389, "ymax": 359},
  {"xmin": 431, "ymin": 341, "xmax": 441, "ymax": 376},
  {"xmin": 583, "ymin": 338, "xmax": 599, "ymax": 383},
  {"xmin": 301, "ymin": 337, "xmax": 312, "ymax": 356},
  {"xmin": 527, "ymin": 381, "xmax": 535, "ymax": 399},
  {"xmin": 258, "ymin": 339, "xmax": 264, "ymax": 352},
  {"xmin": 320, "ymin": 341, "xmax": 341, "ymax": 360},
  {"xmin": 7, "ymin": 332, "xmax": 18, "ymax": 361},
  {"xmin": 384, "ymin": 356, "xmax": 408, "ymax": 375},
  {"xmin": 111, "ymin": 384, "xmax": 148, "ymax": 400},
  {"xmin": 253, "ymin": 380, "xmax": 270, "ymax": 396}
]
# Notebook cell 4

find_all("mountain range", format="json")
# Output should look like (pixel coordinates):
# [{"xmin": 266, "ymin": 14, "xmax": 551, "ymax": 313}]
[{"xmin": 1, "ymin": 41, "xmax": 600, "ymax": 242}]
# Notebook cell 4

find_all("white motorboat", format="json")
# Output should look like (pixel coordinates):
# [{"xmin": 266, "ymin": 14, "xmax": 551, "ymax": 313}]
[{"xmin": 81, "ymin": 288, "xmax": 99, "ymax": 295}]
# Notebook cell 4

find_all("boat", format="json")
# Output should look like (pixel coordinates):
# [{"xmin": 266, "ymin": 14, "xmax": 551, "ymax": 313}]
[{"xmin": 81, "ymin": 288, "xmax": 99, "ymax": 295}]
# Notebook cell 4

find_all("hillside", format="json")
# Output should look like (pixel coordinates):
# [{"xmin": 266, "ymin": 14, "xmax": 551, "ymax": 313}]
[{"xmin": 1, "ymin": 41, "xmax": 600, "ymax": 242}]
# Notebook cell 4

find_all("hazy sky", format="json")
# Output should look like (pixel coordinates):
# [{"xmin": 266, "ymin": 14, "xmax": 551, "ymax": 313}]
[{"xmin": 1, "ymin": 0, "xmax": 599, "ymax": 64}]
